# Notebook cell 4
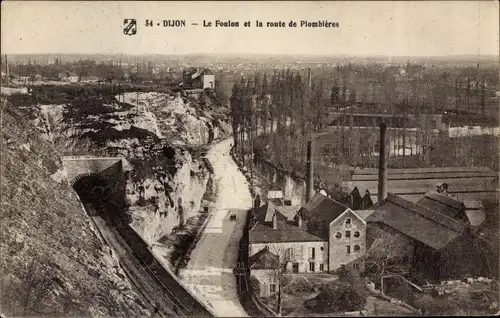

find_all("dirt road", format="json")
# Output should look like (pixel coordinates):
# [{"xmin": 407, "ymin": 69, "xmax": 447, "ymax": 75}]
[{"xmin": 180, "ymin": 138, "xmax": 252, "ymax": 317}]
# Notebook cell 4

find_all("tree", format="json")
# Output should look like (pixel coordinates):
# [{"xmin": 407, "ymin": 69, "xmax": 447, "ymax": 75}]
[
  {"xmin": 365, "ymin": 230, "xmax": 412, "ymax": 288},
  {"xmin": 268, "ymin": 244, "xmax": 301, "ymax": 316}
]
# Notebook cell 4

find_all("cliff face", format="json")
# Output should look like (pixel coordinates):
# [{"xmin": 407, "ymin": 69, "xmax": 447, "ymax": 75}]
[
  {"xmin": 0, "ymin": 99, "xmax": 149, "ymax": 316},
  {"xmin": 21, "ymin": 85, "xmax": 230, "ymax": 249},
  {"xmin": 125, "ymin": 147, "xmax": 210, "ymax": 243},
  {"xmin": 120, "ymin": 91, "xmax": 232, "ymax": 146}
]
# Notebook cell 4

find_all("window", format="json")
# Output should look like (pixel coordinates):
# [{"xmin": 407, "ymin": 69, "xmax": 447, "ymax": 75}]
[
  {"xmin": 353, "ymin": 263, "xmax": 359, "ymax": 269},
  {"xmin": 335, "ymin": 232, "xmax": 342, "ymax": 239},
  {"xmin": 345, "ymin": 231, "xmax": 351, "ymax": 238},
  {"xmin": 270, "ymin": 284, "xmax": 276, "ymax": 293},
  {"xmin": 319, "ymin": 264, "xmax": 324, "ymax": 271},
  {"xmin": 354, "ymin": 231, "xmax": 360, "ymax": 238},
  {"xmin": 345, "ymin": 218, "xmax": 352, "ymax": 228},
  {"xmin": 354, "ymin": 245, "xmax": 361, "ymax": 252},
  {"xmin": 286, "ymin": 248, "xmax": 294, "ymax": 260},
  {"xmin": 346, "ymin": 245, "xmax": 351, "ymax": 255},
  {"xmin": 309, "ymin": 262, "xmax": 315, "ymax": 272},
  {"xmin": 309, "ymin": 247, "xmax": 316, "ymax": 259},
  {"xmin": 320, "ymin": 246, "xmax": 324, "ymax": 251}
]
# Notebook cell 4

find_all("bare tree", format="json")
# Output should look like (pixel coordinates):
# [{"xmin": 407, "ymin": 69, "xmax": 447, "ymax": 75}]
[
  {"xmin": 365, "ymin": 230, "xmax": 412, "ymax": 289},
  {"xmin": 268, "ymin": 244, "xmax": 301, "ymax": 316}
]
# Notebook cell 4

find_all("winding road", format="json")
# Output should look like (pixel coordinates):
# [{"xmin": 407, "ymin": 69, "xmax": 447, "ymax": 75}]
[{"xmin": 180, "ymin": 138, "xmax": 252, "ymax": 317}]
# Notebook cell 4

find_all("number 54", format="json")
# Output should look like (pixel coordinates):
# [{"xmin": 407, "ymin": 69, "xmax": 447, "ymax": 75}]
[{"xmin": 145, "ymin": 20, "xmax": 153, "ymax": 27}]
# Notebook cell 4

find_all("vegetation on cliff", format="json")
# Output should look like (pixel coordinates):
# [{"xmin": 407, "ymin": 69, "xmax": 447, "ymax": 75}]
[{"xmin": 0, "ymin": 97, "xmax": 149, "ymax": 316}]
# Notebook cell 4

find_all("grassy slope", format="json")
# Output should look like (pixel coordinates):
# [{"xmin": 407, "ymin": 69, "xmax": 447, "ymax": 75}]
[{"xmin": 0, "ymin": 97, "xmax": 148, "ymax": 316}]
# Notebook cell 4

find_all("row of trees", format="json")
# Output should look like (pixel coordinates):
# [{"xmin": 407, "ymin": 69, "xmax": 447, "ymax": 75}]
[
  {"xmin": 230, "ymin": 69, "xmax": 359, "ymax": 174},
  {"xmin": 230, "ymin": 64, "xmax": 499, "ymax": 184}
]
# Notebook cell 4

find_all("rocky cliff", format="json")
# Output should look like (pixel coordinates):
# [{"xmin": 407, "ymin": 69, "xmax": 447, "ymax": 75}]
[
  {"xmin": 12, "ymin": 84, "xmax": 230, "ymax": 258},
  {"xmin": 0, "ymin": 98, "xmax": 149, "ymax": 316}
]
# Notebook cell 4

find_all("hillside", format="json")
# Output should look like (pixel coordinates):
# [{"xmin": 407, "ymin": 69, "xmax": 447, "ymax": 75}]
[{"xmin": 0, "ymin": 98, "xmax": 149, "ymax": 316}]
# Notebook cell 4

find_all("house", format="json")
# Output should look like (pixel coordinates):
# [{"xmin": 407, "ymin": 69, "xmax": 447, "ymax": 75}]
[
  {"xmin": 249, "ymin": 192, "xmax": 371, "ymax": 275},
  {"xmin": 58, "ymin": 71, "xmax": 79, "ymax": 83},
  {"xmin": 366, "ymin": 193, "xmax": 497, "ymax": 282},
  {"xmin": 249, "ymin": 246, "xmax": 280, "ymax": 298},
  {"xmin": 299, "ymin": 193, "xmax": 369, "ymax": 272},
  {"xmin": 248, "ymin": 200, "xmax": 327, "ymax": 274},
  {"xmin": 345, "ymin": 184, "xmax": 374, "ymax": 210},
  {"xmin": 182, "ymin": 67, "xmax": 215, "ymax": 89}
]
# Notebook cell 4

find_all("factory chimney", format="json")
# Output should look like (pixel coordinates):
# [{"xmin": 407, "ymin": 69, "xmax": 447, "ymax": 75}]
[
  {"xmin": 307, "ymin": 68, "xmax": 312, "ymax": 91},
  {"xmin": 377, "ymin": 123, "xmax": 388, "ymax": 202},
  {"xmin": 306, "ymin": 139, "xmax": 315, "ymax": 202}
]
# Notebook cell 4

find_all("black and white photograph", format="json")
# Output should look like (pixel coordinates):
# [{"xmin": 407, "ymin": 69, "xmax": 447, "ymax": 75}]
[{"xmin": 1, "ymin": 1, "xmax": 499, "ymax": 317}]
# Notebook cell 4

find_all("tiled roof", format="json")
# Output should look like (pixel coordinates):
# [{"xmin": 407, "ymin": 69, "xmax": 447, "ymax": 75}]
[
  {"xmin": 275, "ymin": 205, "xmax": 300, "ymax": 221},
  {"xmin": 298, "ymin": 193, "xmax": 349, "ymax": 240},
  {"xmin": 366, "ymin": 193, "xmax": 467, "ymax": 250},
  {"xmin": 417, "ymin": 191, "xmax": 465, "ymax": 219},
  {"xmin": 353, "ymin": 210, "xmax": 376, "ymax": 221},
  {"xmin": 299, "ymin": 193, "xmax": 349, "ymax": 222},
  {"xmin": 253, "ymin": 201, "xmax": 280, "ymax": 224},
  {"xmin": 249, "ymin": 246, "xmax": 279, "ymax": 269},
  {"xmin": 249, "ymin": 222, "xmax": 324, "ymax": 244}
]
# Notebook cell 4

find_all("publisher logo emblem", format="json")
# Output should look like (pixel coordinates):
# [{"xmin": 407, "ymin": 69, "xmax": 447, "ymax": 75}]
[{"xmin": 123, "ymin": 19, "xmax": 137, "ymax": 36}]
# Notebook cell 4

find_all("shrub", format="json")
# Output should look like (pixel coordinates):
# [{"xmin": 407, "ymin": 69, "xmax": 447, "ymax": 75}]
[{"xmin": 306, "ymin": 281, "xmax": 367, "ymax": 313}]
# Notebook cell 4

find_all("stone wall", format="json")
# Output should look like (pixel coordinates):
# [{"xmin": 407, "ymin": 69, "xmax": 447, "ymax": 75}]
[{"xmin": 329, "ymin": 209, "xmax": 367, "ymax": 272}]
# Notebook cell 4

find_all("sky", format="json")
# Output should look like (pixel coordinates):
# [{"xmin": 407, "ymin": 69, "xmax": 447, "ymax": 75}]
[{"xmin": 1, "ymin": 1, "xmax": 499, "ymax": 57}]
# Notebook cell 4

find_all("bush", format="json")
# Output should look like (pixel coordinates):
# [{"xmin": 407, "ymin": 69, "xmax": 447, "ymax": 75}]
[{"xmin": 306, "ymin": 281, "xmax": 367, "ymax": 313}]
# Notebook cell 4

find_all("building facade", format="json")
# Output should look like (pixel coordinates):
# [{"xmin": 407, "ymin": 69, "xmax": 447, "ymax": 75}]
[
  {"xmin": 249, "ymin": 240, "xmax": 329, "ymax": 273},
  {"xmin": 328, "ymin": 209, "xmax": 368, "ymax": 273}
]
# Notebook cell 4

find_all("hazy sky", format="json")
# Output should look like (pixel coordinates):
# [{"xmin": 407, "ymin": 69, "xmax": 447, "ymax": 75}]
[{"xmin": 2, "ymin": 1, "xmax": 499, "ymax": 56}]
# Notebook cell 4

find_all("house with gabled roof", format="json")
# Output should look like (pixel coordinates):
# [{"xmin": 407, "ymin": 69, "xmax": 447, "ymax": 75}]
[
  {"xmin": 181, "ymin": 67, "xmax": 215, "ymax": 89},
  {"xmin": 249, "ymin": 200, "xmax": 327, "ymax": 274},
  {"xmin": 248, "ymin": 192, "xmax": 372, "ymax": 276},
  {"xmin": 249, "ymin": 246, "xmax": 280, "ymax": 298}
]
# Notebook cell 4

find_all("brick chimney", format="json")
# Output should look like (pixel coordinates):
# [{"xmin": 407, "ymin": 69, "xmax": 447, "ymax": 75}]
[
  {"xmin": 378, "ymin": 123, "xmax": 388, "ymax": 202},
  {"xmin": 306, "ymin": 139, "xmax": 315, "ymax": 202},
  {"xmin": 307, "ymin": 68, "xmax": 312, "ymax": 91}
]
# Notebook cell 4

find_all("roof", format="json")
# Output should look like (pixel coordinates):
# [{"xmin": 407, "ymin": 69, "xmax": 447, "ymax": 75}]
[
  {"xmin": 249, "ymin": 222, "xmax": 325, "ymax": 243},
  {"xmin": 366, "ymin": 193, "xmax": 468, "ymax": 250},
  {"xmin": 184, "ymin": 67, "xmax": 214, "ymax": 79},
  {"xmin": 417, "ymin": 191, "xmax": 465, "ymax": 219},
  {"xmin": 298, "ymin": 193, "xmax": 350, "ymax": 240},
  {"xmin": 249, "ymin": 247, "xmax": 279, "ymax": 269},
  {"xmin": 253, "ymin": 201, "xmax": 285, "ymax": 224},
  {"xmin": 464, "ymin": 200, "xmax": 484, "ymax": 210},
  {"xmin": 353, "ymin": 210, "xmax": 376, "ymax": 221},
  {"xmin": 275, "ymin": 205, "xmax": 300, "ymax": 221},
  {"xmin": 299, "ymin": 193, "xmax": 349, "ymax": 222},
  {"xmin": 465, "ymin": 210, "xmax": 486, "ymax": 227}
]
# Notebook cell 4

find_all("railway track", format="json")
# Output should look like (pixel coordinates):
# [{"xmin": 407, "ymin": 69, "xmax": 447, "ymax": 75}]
[{"xmin": 87, "ymin": 205, "xmax": 213, "ymax": 317}]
